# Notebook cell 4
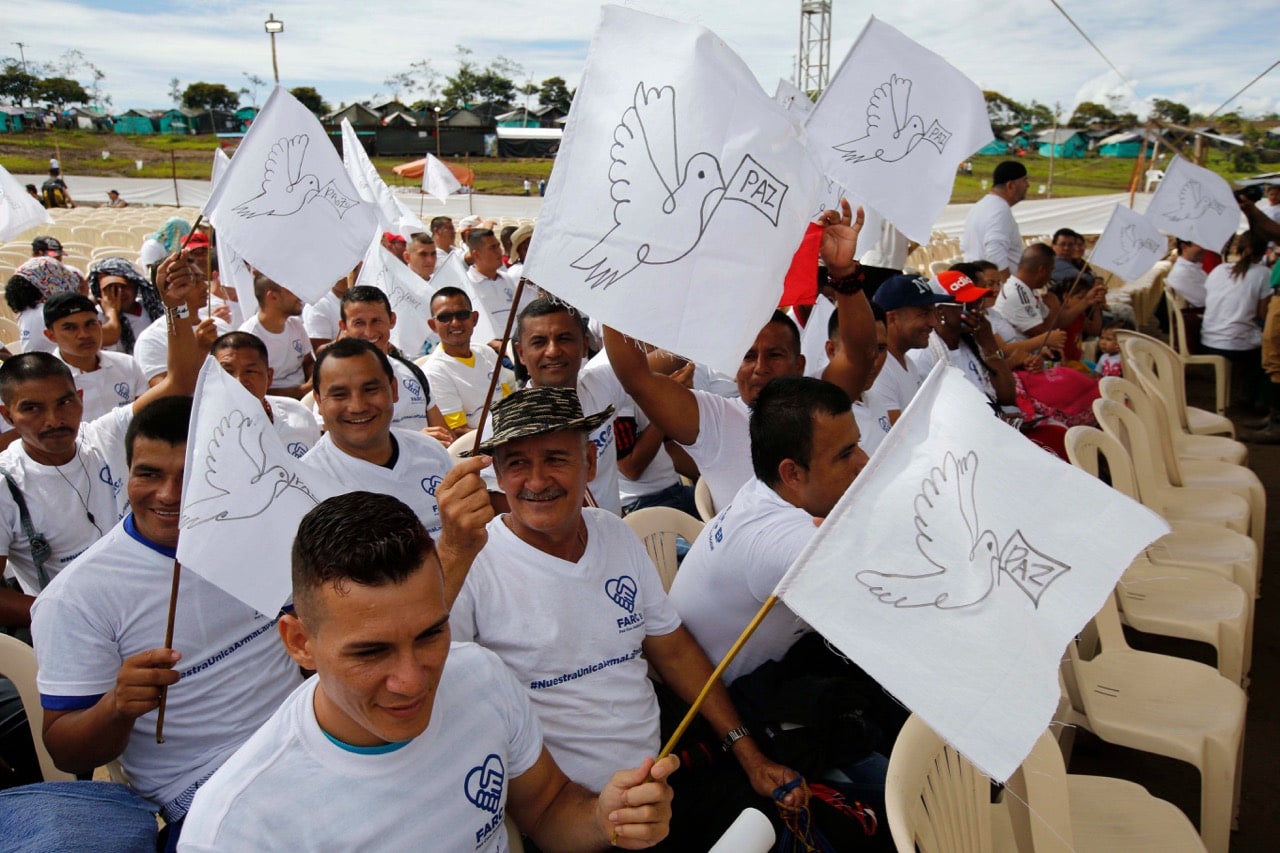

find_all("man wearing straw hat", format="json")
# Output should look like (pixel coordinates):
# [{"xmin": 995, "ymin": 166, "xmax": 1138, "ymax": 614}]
[{"xmin": 453, "ymin": 386, "xmax": 800, "ymax": 847}]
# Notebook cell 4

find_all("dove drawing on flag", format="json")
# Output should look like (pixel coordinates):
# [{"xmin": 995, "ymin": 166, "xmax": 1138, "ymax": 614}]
[
  {"xmin": 233, "ymin": 135, "xmax": 321, "ymax": 218},
  {"xmin": 856, "ymin": 450, "xmax": 1069, "ymax": 609},
  {"xmin": 181, "ymin": 408, "xmax": 322, "ymax": 526},
  {"xmin": 1163, "ymin": 178, "xmax": 1228, "ymax": 222},
  {"xmin": 833, "ymin": 74, "xmax": 952, "ymax": 165},
  {"xmin": 1114, "ymin": 223, "xmax": 1162, "ymax": 266}
]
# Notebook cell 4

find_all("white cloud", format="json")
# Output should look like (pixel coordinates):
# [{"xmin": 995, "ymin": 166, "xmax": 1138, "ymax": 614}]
[{"xmin": 2, "ymin": 0, "xmax": 1276, "ymax": 120}]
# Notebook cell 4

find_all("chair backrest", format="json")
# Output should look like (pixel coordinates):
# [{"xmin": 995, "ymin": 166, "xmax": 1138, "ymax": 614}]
[
  {"xmin": 885, "ymin": 714, "xmax": 997, "ymax": 852},
  {"xmin": 623, "ymin": 506, "xmax": 703, "ymax": 592},
  {"xmin": 1063, "ymin": 425, "xmax": 1143, "ymax": 501},
  {"xmin": 1118, "ymin": 333, "xmax": 1193, "ymax": 433},
  {"xmin": 1092, "ymin": 397, "xmax": 1173, "ymax": 497},
  {"xmin": 0, "ymin": 634, "xmax": 75, "ymax": 782},
  {"xmin": 1097, "ymin": 376, "xmax": 1188, "ymax": 487},
  {"xmin": 1002, "ymin": 729, "xmax": 1078, "ymax": 853},
  {"xmin": 693, "ymin": 477, "xmax": 716, "ymax": 522},
  {"xmin": 1166, "ymin": 288, "xmax": 1190, "ymax": 352}
]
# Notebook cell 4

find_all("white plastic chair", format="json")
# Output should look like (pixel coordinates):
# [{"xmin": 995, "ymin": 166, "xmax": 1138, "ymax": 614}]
[
  {"xmin": 0, "ymin": 633, "xmax": 75, "ymax": 782},
  {"xmin": 693, "ymin": 477, "xmax": 716, "ymax": 522},
  {"xmin": 1166, "ymin": 289, "xmax": 1230, "ymax": 415},
  {"xmin": 1119, "ymin": 332, "xmax": 1236, "ymax": 439},
  {"xmin": 623, "ymin": 506, "xmax": 703, "ymax": 592}
]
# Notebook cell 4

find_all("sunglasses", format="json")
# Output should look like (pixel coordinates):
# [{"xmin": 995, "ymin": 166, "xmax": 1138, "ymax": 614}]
[{"xmin": 434, "ymin": 310, "xmax": 472, "ymax": 324}]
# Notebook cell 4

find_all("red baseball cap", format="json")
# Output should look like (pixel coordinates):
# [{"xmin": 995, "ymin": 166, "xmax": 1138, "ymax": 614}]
[
  {"xmin": 933, "ymin": 270, "xmax": 990, "ymax": 304},
  {"xmin": 182, "ymin": 231, "xmax": 211, "ymax": 251}
]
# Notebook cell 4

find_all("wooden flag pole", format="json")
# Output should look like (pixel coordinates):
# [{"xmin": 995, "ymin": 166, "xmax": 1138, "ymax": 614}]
[
  {"xmin": 155, "ymin": 558, "xmax": 182, "ymax": 743},
  {"xmin": 170, "ymin": 151, "xmax": 180, "ymax": 208},
  {"xmin": 1028, "ymin": 247, "xmax": 1097, "ymax": 359},
  {"xmin": 656, "ymin": 595, "xmax": 781, "ymax": 761},
  {"xmin": 470, "ymin": 278, "xmax": 528, "ymax": 454}
]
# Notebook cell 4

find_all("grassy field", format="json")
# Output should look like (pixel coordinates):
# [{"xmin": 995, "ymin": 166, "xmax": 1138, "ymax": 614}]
[{"xmin": 0, "ymin": 128, "xmax": 1263, "ymax": 200}]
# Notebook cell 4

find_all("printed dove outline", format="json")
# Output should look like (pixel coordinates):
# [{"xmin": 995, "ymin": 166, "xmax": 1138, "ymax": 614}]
[
  {"xmin": 834, "ymin": 74, "xmax": 927, "ymax": 164},
  {"xmin": 1163, "ymin": 178, "xmax": 1228, "ymax": 222},
  {"xmin": 181, "ymin": 409, "xmax": 319, "ymax": 527},
  {"xmin": 232, "ymin": 134, "xmax": 321, "ymax": 219},
  {"xmin": 855, "ymin": 450, "xmax": 1068, "ymax": 609},
  {"xmin": 1115, "ymin": 223, "xmax": 1161, "ymax": 266},
  {"xmin": 570, "ymin": 83, "xmax": 727, "ymax": 289}
]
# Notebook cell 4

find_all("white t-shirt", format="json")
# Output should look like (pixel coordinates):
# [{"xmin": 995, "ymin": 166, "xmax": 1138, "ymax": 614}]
[
  {"xmin": 238, "ymin": 316, "xmax": 312, "ymax": 389},
  {"xmin": 853, "ymin": 399, "xmax": 892, "ymax": 457},
  {"xmin": 962, "ymin": 193, "xmax": 1022, "ymax": 272},
  {"xmin": 424, "ymin": 344, "xmax": 514, "ymax": 430},
  {"xmin": 300, "ymin": 429, "xmax": 453, "ymax": 536},
  {"xmin": 268, "ymin": 396, "xmax": 321, "ymax": 459},
  {"xmin": 987, "ymin": 308, "xmax": 1020, "ymax": 344},
  {"xmin": 466, "ymin": 266, "xmax": 521, "ymax": 333},
  {"xmin": 865, "ymin": 353, "xmax": 925, "ymax": 415},
  {"xmin": 1165, "ymin": 257, "xmax": 1209, "ymax": 308},
  {"xmin": 1257, "ymin": 199, "xmax": 1280, "ymax": 225},
  {"xmin": 133, "ymin": 315, "xmax": 234, "ymax": 381},
  {"xmin": 179, "ymin": 644, "xmax": 542, "ymax": 853},
  {"xmin": 0, "ymin": 406, "xmax": 131, "ymax": 593},
  {"xmin": 100, "ymin": 309, "xmax": 154, "ymax": 355},
  {"xmin": 61, "ymin": 349, "xmax": 148, "ymax": 422},
  {"xmin": 301, "ymin": 290, "xmax": 341, "ymax": 343},
  {"xmin": 685, "ymin": 391, "xmax": 754, "ymax": 511},
  {"xmin": 17, "ymin": 307, "xmax": 55, "ymax": 355},
  {"xmin": 389, "ymin": 356, "xmax": 431, "ymax": 432},
  {"xmin": 910, "ymin": 332, "xmax": 996, "ymax": 402},
  {"xmin": 31, "ymin": 517, "xmax": 301, "ymax": 815},
  {"xmin": 800, "ymin": 295, "xmax": 836, "ymax": 380},
  {"xmin": 993, "ymin": 275, "xmax": 1048, "ymax": 335},
  {"xmin": 1200, "ymin": 263, "xmax": 1272, "ymax": 351},
  {"xmin": 453, "ymin": 511, "xmax": 680, "ymax": 792},
  {"xmin": 669, "ymin": 478, "xmax": 813, "ymax": 684}
]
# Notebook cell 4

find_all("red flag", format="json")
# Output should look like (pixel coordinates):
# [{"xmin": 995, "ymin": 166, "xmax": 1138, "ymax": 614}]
[{"xmin": 780, "ymin": 222, "xmax": 822, "ymax": 308}]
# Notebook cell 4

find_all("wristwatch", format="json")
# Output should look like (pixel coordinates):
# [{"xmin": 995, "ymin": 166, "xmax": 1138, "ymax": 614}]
[{"xmin": 721, "ymin": 726, "xmax": 752, "ymax": 752}]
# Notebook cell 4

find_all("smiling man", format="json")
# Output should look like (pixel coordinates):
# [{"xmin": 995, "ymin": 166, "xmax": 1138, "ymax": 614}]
[
  {"xmin": 211, "ymin": 332, "xmax": 320, "ymax": 459},
  {"xmin": 43, "ymin": 292, "xmax": 148, "ymax": 421},
  {"xmin": 423, "ymin": 286, "xmax": 514, "ymax": 438},
  {"xmin": 31, "ymin": 396, "xmax": 302, "ymax": 848},
  {"xmin": 179, "ymin": 491, "xmax": 676, "ymax": 852}
]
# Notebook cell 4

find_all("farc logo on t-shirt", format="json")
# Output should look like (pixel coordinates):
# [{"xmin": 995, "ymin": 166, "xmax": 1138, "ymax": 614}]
[{"xmin": 466, "ymin": 753, "xmax": 506, "ymax": 846}]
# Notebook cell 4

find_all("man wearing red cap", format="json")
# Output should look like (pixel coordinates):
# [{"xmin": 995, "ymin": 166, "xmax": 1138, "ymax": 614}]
[{"xmin": 909, "ymin": 270, "xmax": 1016, "ymax": 407}]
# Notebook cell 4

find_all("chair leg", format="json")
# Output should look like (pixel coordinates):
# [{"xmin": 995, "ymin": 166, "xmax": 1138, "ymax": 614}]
[
  {"xmin": 1200, "ymin": 728, "xmax": 1244, "ymax": 853},
  {"xmin": 1214, "ymin": 361, "xmax": 1230, "ymax": 416}
]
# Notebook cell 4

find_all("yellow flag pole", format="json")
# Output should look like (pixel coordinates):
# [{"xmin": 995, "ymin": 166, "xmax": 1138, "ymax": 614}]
[{"xmin": 656, "ymin": 595, "xmax": 781, "ymax": 761}]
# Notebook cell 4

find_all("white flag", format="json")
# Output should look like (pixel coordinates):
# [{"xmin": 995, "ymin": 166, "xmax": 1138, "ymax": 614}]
[
  {"xmin": 355, "ymin": 237, "xmax": 436, "ymax": 357},
  {"xmin": 806, "ymin": 17, "xmax": 993, "ymax": 244},
  {"xmin": 774, "ymin": 365, "xmax": 1169, "ymax": 782},
  {"xmin": 0, "ymin": 162, "xmax": 53, "ymax": 242},
  {"xmin": 342, "ymin": 119, "xmax": 426, "ymax": 236},
  {"xmin": 1089, "ymin": 205, "xmax": 1167, "ymax": 282},
  {"xmin": 1146, "ymin": 156, "xmax": 1241, "ymax": 251},
  {"xmin": 211, "ymin": 149, "xmax": 258, "ymax": 321},
  {"xmin": 523, "ymin": 5, "xmax": 822, "ymax": 376},
  {"xmin": 774, "ymin": 79, "xmax": 814, "ymax": 121},
  {"xmin": 425, "ymin": 251, "xmax": 499, "ymax": 344},
  {"xmin": 204, "ymin": 86, "xmax": 378, "ymax": 304},
  {"xmin": 423, "ymin": 154, "xmax": 462, "ymax": 204},
  {"xmin": 179, "ymin": 358, "xmax": 341, "ymax": 615}
]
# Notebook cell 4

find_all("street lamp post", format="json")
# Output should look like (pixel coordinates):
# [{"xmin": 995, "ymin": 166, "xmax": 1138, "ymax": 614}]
[
  {"xmin": 434, "ymin": 107, "xmax": 441, "ymax": 157},
  {"xmin": 264, "ymin": 13, "xmax": 284, "ymax": 85}
]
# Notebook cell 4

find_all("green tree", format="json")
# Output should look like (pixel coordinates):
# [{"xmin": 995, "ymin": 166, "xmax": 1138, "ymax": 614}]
[
  {"xmin": 0, "ymin": 63, "xmax": 40, "ymax": 106},
  {"xmin": 35, "ymin": 76, "xmax": 89, "ymax": 110},
  {"xmin": 1150, "ymin": 98, "xmax": 1191, "ymax": 125},
  {"xmin": 1067, "ymin": 101, "xmax": 1117, "ymax": 127},
  {"xmin": 984, "ymin": 90, "xmax": 1027, "ymax": 129},
  {"xmin": 538, "ymin": 76, "xmax": 573, "ymax": 113},
  {"xmin": 242, "ymin": 72, "xmax": 267, "ymax": 108},
  {"xmin": 1026, "ymin": 100, "xmax": 1055, "ymax": 128},
  {"xmin": 168, "ymin": 77, "xmax": 182, "ymax": 106},
  {"xmin": 441, "ymin": 46, "xmax": 517, "ymax": 108},
  {"xmin": 290, "ymin": 86, "xmax": 329, "ymax": 115},
  {"xmin": 182, "ymin": 81, "xmax": 240, "ymax": 111}
]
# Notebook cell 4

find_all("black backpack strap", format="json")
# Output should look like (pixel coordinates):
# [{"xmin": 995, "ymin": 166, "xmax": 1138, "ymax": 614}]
[{"xmin": 1, "ymin": 472, "xmax": 52, "ymax": 591}]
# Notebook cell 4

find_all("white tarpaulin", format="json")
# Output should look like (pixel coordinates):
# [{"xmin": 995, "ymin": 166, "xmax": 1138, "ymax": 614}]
[
  {"xmin": 523, "ymin": 4, "xmax": 822, "ymax": 375},
  {"xmin": 1146, "ymin": 156, "xmax": 1242, "ymax": 251},
  {"xmin": 204, "ymin": 86, "xmax": 378, "ymax": 304},
  {"xmin": 806, "ymin": 17, "xmax": 993, "ymax": 245},
  {"xmin": 179, "ymin": 358, "xmax": 341, "ymax": 615},
  {"xmin": 1088, "ymin": 205, "xmax": 1167, "ymax": 282},
  {"xmin": 342, "ymin": 119, "xmax": 426, "ymax": 237},
  {"xmin": 0, "ymin": 163, "xmax": 53, "ymax": 241},
  {"xmin": 775, "ymin": 365, "xmax": 1169, "ymax": 781}
]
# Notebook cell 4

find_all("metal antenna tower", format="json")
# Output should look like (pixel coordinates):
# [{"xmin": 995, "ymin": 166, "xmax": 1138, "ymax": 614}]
[{"xmin": 796, "ymin": 1, "xmax": 832, "ymax": 97}]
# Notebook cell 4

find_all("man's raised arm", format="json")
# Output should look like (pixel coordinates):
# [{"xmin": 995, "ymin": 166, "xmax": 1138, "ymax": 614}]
[{"xmin": 602, "ymin": 328, "xmax": 702, "ymax": 447}]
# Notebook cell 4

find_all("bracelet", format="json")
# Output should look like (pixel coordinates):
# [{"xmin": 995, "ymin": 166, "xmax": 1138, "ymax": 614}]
[
  {"xmin": 164, "ymin": 304, "xmax": 190, "ymax": 336},
  {"xmin": 981, "ymin": 348, "xmax": 1005, "ymax": 361},
  {"xmin": 826, "ymin": 262, "xmax": 863, "ymax": 295},
  {"xmin": 721, "ymin": 726, "xmax": 751, "ymax": 752}
]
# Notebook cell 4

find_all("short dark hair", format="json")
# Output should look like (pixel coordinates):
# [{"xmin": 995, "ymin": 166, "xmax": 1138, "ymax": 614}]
[
  {"xmin": 0, "ymin": 352, "xmax": 75, "ymax": 405},
  {"xmin": 750, "ymin": 377, "xmax": 851, "ymax": 487},
  {"xmin": 947, "ymin": 261, "xmax": 983, "ymax": 281},
  {"xmin": 972, "ymin": 260, "xmax": 998, "ymax": 274},
  {"xmin": 313, "ymin": 336, "xmax": 395, "ymax": 392},
  {"xmin": 408, "ymin": 232, "xmax": 434, "ymax": 248},
  {"xmin": 430, "ymin": 285, "xmax": 471, "ymax": 311},
  {"xmin": 467, "ymin": 228, "xmax": 496, "ymax": 251},
  {"xmin": 291, "ymin": 491, "xmax": 436, "ymax": 622},
  {"xmin": 516, "ymin": 296, "xmax": 587, "ymax": 343},
  {"xmin": 430, "ymin": 216, "xmax": 453, "ymax": 232},
  {"xmin": 1019, "ymin": 242, "xmax": 1055, "ymax": 273},
  {"xmin": 1052, "ymin": 228, "xmax": 1081, "ymax": 244},
  {"xmin": 210, "ymin": 330, "xmax": 270, "ymax": 363},
  {"xmin": 340, "ymin": 285, "xmax": 393, "ymax": 322},
  {"xmin": 499, "ymin": 225, "xmax": 517, "ymax": 253},
  {"xmin": 764, "ymin": 309, "xmax": 802, "ymax": 356},
  {"xmin": 126, "ymin": 396, "xmax": 192, "ymax": 467},
  {"xmin": 253, "ymin": 273, "xmax": 282, "ymax": 304}
]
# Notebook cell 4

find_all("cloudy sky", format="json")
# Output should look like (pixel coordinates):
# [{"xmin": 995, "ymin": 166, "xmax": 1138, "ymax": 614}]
[{"xmin": 4, "ymin": 0, "xmax": 1277, "ymax": 119}]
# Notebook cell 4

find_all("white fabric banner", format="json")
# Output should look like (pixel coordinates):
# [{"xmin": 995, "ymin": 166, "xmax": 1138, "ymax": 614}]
[
  {"xmin": 0, "ymin": 163, "xmax": 53, "ymax": 241},
  {"xmin": 522, "ymin": 4, "xmax": 822, "ymax": 375},
  {"xmin": 423, "ymin": 154, "xmax": 463, "ymax": 204},
  {"xmin": 1145, "ymin": 156, "xmax": 1241, "ymax": 251},
  {"xmin": 774, "ymin": 79, "xmax": 814, "ymax": 121},
  {"xmin": 211, "ymin": 149, "xmax": 259, "ymax": 318},
  {"xmin": 355, "ymin": 237, "xmax": 436, "ymax": 357},
  {"xmin": 1088, "ymin": 205, "xmax": 1167, "ymax": 282},
  {"xmin": 179, "ymin": 358, "xmax": 341, "ymax": 615},
  {"xmin": 343, "ymin": 119, "xmax": 426, "ymax": 237},
  {"xmin": 775, "ymin": 365, "xmax": 1170, "ymax": 782},
  {"xmin": 204, "ymin": 86, "xmax": 379, "ymax": 304},
  {"xmin": 806, "ymin": 17, "xmax": 993, "ymax": 244}
]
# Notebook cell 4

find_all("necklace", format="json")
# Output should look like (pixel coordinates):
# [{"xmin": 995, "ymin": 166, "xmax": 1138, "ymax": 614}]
[{"xmin": 54, "ymin": 452, "xmax": 103, "ymax": 536}]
